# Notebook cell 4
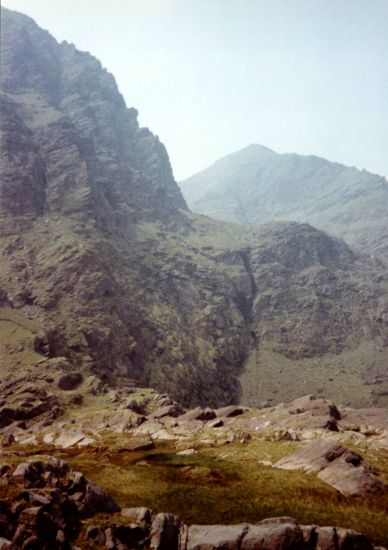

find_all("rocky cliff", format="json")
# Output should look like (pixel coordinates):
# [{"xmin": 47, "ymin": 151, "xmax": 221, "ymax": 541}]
[
  {"xmin": 180, "ymin": 144, "xmax": 388, "ymax": 262},
  {"xmin": 1, "ymin": 8, "xmax": 388, "ymax": 410}
]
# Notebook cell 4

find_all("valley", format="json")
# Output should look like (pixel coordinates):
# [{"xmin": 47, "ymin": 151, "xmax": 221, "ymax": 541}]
[{"xmin": 0, "ymin": 6, "xmax": 387, "ymax": 550}]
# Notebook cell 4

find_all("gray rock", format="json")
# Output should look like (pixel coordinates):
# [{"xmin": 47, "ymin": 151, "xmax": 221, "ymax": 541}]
[
  {"xmin": 178, "ymin": 407, "xmax": 216, "ymax": 422},
  {"xmin": 70, "ymin": 478, "xmax": 120, "ymax": 517},
  {"xmin": 121, "ymin": 507, "xmax": 153, "ymax": 526},
  {"xmin": 242, "ymin": 517, "xmax": 304, "ymax": 549},
  {"xmin": 275, "ymin": 440, "xmax": 385, "ymax": 496},
  {"xmin": 149, "ymin": 403, "xmax": 184, "ymax": 420},
  {"xmin": 215, "ymin": 405, "xmax": 246, "ymax": 418},
  {"xmin": 186, "ymin": 524, "xmax": 248, "ymax": 550},
  {"xmin": 150, "ymin": 512, "xmax": 182, "ymax": 550},
  {"xmin": 12, "ymin": 462, "xmax": 42, "ymax": 488}
]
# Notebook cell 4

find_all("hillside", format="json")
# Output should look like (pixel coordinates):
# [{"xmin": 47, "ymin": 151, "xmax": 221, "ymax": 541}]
[
  {"xmin": 0, "ymin": 7, "xmax": 388, "ymax": 413},
  {"xmin": 180, "ymin": 144, "xmax": 388, "ymax": 261},
  {"xmin": 0, "ymin": 8, "xmax": 388, "ymax": 550}
]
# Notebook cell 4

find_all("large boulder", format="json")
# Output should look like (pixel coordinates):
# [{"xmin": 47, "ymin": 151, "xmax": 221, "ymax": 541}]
[
  {"xmin": 67, "ymin": 472, "xmax": 120, "ymax": 517},
  {"xmin": 178, "ymin": 407, "xmax": 216, "ymax": 422},
  {"xmin": 275, "ymin": 440, "xmax": 385, "ymax": 496},
  {"xmin": 241, "ymin": 517, "xmax": 304, "ymax": 550},
  {"xmin": 185, "ymin": 524, "xmax": 248, "ymax": 550},
  {"xmin": 148, "ymin": 403, "xmax": 185, "ymax": 420},
  {"xmin": 215, "ymin": 405, "xmax": 246, "ymax": 418}
]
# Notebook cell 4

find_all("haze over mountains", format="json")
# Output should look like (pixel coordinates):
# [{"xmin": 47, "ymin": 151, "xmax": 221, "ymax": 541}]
[
  {"xmin": 0, "ymin": 6, "xmax": 387, "ymax": 414},
  {"xmin": 0, "ymin": 8, "xmax": 388, "ymax": 549},
  {"xmin": 180, "ymin": 145, "xmax": 388, "ymax": 261}
]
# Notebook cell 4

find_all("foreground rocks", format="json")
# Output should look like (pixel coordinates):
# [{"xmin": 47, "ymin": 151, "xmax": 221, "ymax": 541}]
[
  {"xmin": 0, "ymin": 460, "xmax": 385, "ymax": 549},
  {"xmin": 275, "ymin": 440, "xmax": 385, "ymax": 496},
  {"xmin": 85, "ymin": 513, "xmax": 383, "ymax": 550},
  {"xmin": 0, "ymin": 459, "xmax": 119, "ymax": 548}
]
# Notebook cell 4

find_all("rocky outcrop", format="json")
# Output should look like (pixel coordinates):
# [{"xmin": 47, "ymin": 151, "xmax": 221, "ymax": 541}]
[
  {"xmin": 275, "ymin": 440, "xmax": 385, "ymax": 496},
  {"xmin": 86, "ymin": 513, "xmax": 383, "ymax": 550},
  {"xmin": 0, "ymin": 459, "xmax": 119, "ymax": 548}
]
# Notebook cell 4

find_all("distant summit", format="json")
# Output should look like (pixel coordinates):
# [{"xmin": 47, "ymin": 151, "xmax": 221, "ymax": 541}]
[{"xmin": 180, "ymin": 145, "xmax": 388, "ymax": 261}]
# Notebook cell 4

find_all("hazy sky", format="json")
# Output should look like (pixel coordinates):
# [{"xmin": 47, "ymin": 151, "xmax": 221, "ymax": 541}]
[{"xmin": 2, "ymin": 0, "xmax": 388, "ymax": 180}]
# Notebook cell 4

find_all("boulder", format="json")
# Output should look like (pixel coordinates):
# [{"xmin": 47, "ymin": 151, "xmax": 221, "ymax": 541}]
[
  {"xmin": 121, "ymin": 507, "xmax": 153, "ymax": 526},
  {"xmin": 107, "ymin": 409, "xmax": 146, "ymax": 432},
  {"xmin": 317, "ymin": 458, "xmax": 384, "ymax": 496},
  {"xmin": 54, "ymin": 432, "xmax": 87, "ymax": 448},
  {"xmin": 288, "ymin": 395, "xmax": 341, "ymax": 420},
  {"xmin": 57, "ymin": 372, "xmax": 83, "ymax": 390},
  {"xmin": 148, "ymin": 403, "xmax": 185, "ymax": 420},
  {"xmin": 186, "ymin": 524, "xmax": 248, "ymax": 550},
  {"xmin": 242, "ymin": 517, "xmax": 304, "ymax": 549},
  {"xmin": 275, "ymin": 440, "xmax": 385, "ymax": 496},
  {"xmin": 12, "ymin": 462, "xmax": 43, "ymax": 488},
  {"xmin": 215, "ymin": 405, "xmax": 246, "ymax": 418},
  {"xmin": 150, "ymin": 512, "xmax": 183, "ymax": 550},
  {"xmin": 125, "ymin": 399, "xmax": 145, "ymax": 414},
  {"xmin": 105, "ymin": 524, "xmax": 147, "ymax": 548},
  {"xmin": 178, "ymin": 407, "xmax": 216, "ymax": 422},
  {"xmin": 69, "ymin": 477, "xmax": 120, "ymax": 517},
  {"xmin": 336, "ymin": 527, "xmax": 374, "ymax": 550},
  {"xmin": 208, "ymin": 419, "xmax": 224, "ymax": 428}
]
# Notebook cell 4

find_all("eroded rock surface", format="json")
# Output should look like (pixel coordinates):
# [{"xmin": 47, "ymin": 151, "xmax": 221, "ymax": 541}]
[
  {"xmin": 0, "ymin": 458, "xmax": 119, "ymax": 548},
  {"xmin": 275, "ymin": 440, "xmax": 385, "ymax": 495}
]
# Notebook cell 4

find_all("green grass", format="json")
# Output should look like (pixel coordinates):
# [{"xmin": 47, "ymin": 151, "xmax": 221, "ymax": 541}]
[
  {"xmin": 239, "ymin": 342, "xmax": 388, "ymax": 408},
  {"xmin": 3, "ymin": 438, "xmax": 381, "ymax": 547}
]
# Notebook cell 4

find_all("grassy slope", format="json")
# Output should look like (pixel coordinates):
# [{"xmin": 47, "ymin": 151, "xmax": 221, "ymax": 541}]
[{"xmin": 239, "ymin": 343, "xmax": 388, "ymax": 409}]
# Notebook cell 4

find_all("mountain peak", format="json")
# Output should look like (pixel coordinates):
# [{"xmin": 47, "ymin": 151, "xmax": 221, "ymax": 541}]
[
  {"xmin": 180, "ymin": 146, "xmax": 388, "ymax": 261},
  {"xmin": 0, "ymin": 6, "xmax": 187, "ymax": 232}
]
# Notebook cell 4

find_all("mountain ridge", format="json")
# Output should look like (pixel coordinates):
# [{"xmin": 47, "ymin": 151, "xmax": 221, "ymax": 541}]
[
  {"xmin": 1, "ymin": 7, "xmax": 387, "ymax": 410},
  {"xmin": 180, "ymin": 145, "xmax": 388, "ymax": 261}
]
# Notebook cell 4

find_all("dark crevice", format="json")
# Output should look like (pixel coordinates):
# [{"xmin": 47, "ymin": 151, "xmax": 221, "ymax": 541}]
[
  {"xmin": 236, "ymin": 249, "xmax": 260, "ymax": 404},
  {"xmin": 237, "ymin": 248, "xmax": 258, "ymax": 325}
]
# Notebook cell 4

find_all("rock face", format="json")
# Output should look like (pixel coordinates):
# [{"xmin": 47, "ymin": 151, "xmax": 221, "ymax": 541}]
[
  {"xmin": 275, "ymin": 440, "xmax": 385, "ymax": 496},
  {"xmin": 1, "ymin": 7, "xmax": 388, "ymax": 409},
  {"xmin": 180, "ymin": 144, "xmax": 388, "ymax": 262}
]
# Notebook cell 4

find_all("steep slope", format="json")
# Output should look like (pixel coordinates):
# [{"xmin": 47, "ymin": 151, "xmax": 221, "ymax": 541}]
[
  {"xmin": 180, "ymin": 145, "xmax": 388, "ymax": 261},
  {"xmin": 1, "ymin": 8, "xmax": 387, "ymax": 410}
]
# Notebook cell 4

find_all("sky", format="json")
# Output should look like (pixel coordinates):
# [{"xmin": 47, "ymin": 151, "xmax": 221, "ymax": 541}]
[{"xmin": 2, "ymin": 0, "xmax": 388, "ymax": 181}]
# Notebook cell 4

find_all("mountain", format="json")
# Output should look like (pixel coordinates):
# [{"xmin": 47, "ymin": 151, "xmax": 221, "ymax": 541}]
[
  {"xmin": 180, "ymin": 144, "xmax": 388, "ymax": 261},
  {"xmin": 1, "ymin": 7, "xmax": 388, "ymax": 412}
]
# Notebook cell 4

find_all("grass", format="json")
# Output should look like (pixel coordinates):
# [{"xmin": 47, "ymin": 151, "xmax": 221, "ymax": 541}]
[
  {"xmin": 4, "ymin": 437, "xmax": 386, "ymax": 547},
  {"xmin": 65, "ymin": 439, "xmax": 388, "ymax": 546},
  {"xmin": 239, "ymin": 342, "xmax": 388, "ymax": 408}
]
